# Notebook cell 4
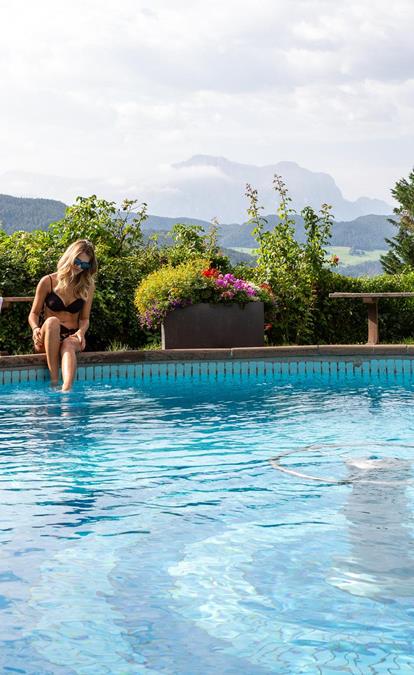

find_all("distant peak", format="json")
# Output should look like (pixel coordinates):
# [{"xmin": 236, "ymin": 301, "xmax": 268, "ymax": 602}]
[
  {"xmin": 273, "ymin": 161, "xmax": 300, "ymax": 169},
  {"xmin": 173, "ymin": 155, "xmax": 233, "ymax": 169},
  {"xmin": 175, "ymin": 155, "xmax": 306, "ymax": 174}
]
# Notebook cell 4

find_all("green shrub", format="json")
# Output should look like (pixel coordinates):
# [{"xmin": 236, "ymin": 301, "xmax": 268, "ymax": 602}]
[
  {"xmin": 0, "ymin": 197, "xmax": 163, "ymax": 354},
  {"xmin": 313, "ymin": 271, "xmax": 414, "ymax": 344},
  {"xmin": 244, "ymin": 176, "xmax": 414, "ymax": 345},
  {"xmin": 246, "ymin": 176, "xmax": 336, "ymax": 344},
  {"xmin": 49, "ymin": 195, "xmax": 147, "ymax": 255},
  {"xmin": 87, "ymin": 248, "xmax": 163, "ymax": 351},
  {"xmin": 0, "ymin": 229, "xmax": 58, "ymax": 353},
  {"xmin": 166, "ymin": 223, "xmax": 230, "ymax": 269},
  {"xmin": 381, "ymin": 168, "xmax": 414, "ymax": 273},
  {"xmin": 2, "ymin": 187, "xmax": 414, "ymax": 354}
]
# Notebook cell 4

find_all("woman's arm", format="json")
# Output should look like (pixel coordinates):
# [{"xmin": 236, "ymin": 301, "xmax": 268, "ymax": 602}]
[
  {"xmin": 74, "ymin": 284, "xmax": 95, "ymax": 348},
  {"xmin": 28, "ymin": 276, "xmax": 49, "ymax": 343}
]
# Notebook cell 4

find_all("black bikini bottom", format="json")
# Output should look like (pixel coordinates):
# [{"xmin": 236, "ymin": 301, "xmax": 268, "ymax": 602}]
[{"xmin": 60, "ymin": 325, "xmax": 77, "ymax": 342}]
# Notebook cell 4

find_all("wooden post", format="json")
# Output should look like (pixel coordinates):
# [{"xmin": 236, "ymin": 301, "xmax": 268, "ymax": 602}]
[{"xmin": 363, "ymin": 298, "xmax": 379, "ymax": 344}]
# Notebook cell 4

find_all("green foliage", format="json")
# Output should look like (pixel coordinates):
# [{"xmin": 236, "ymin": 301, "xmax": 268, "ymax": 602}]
[
  {"xmin": 381, "ymin": 169, "xmax": 414, "ymax": 273},
  {"xmin": 2, "ymin": 184, "xmax": 414, "ymax": 354},
  {"xmin": 89, "ymin": 249, "xmax": 162, "ymax": 351},
  {"xmin": 247, "ymin": 176, "xmax": 335, "ymax": 344},
  {"xmin": 49, "ymin": 195, "xmax": 148, "ymax": 256},
  {"xmin": 166, "ymin": 221, "xmax": 230, "ymax": 270},
  {"xmin": 0, "ymin": 229, "xmax": 59, "ymax": 353},
  {"xmin": 142, "ymin": 339, "xmax": 162, "ymax": 350},
  {"xmin": 313, "ymin": 271, "xmax": 414, "ymax": 344},
  {"xmin": 0, "ymin": 196, "xmax": 162, "ymax": 354},
  {"xmin": 302, "ymin": 203, "xmax": 334, "ymax": 274},
  {"xmin": 106, "ymin": 340, "xmax": 131, "ymax": 352},
  {"xmin": 135, "ymin": 259, "xmax": 211, "ymax": 330},
  {"xmin": 48, "ymin": 196, "xmax": 164, "ymax": 351}
]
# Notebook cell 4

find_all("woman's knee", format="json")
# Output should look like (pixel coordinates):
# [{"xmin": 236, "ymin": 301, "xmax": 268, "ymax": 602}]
[
  {"xmin": 60, "ymin": 340, "xmax": 79, "ymax": 356},
  {"xmin": 43, "ymin": 316, "xmax": 60, "ymax": 333}
]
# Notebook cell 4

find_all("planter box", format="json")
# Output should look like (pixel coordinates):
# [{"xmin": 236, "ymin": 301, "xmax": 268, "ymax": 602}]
[{"xmin": 161, "ymin": 302, "xmax": 264, "ymax": 349}]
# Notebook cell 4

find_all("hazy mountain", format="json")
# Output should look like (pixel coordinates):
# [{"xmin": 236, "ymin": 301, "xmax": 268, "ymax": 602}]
[
  {"xmin": 0, "ymin": 192, "xmax": 395, "ymax": 254},
  {"xmin": 143, "ymin": 212, "xmax": 395, "ymax": 251},
  {"xmin": 145, "ymin": 155, "xmax": 392, "ymax": 222},
  {"xmin": 0, "ymin": 193, "xmax": 66, "ymax": 232},
  {"xmin": 0, "ymin": 155, "xmax": 392, "ymax": 223},
  {"xmin": 0, "ymin": 192, "xmax": 395, "ymax": 278},
  {"xmin": 332, "ymin": 214, "xmax": 394, "ymax": 249}
]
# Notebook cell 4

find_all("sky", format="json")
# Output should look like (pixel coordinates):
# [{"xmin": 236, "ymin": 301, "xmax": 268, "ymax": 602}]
[{"xmin": 0, "ymin": 0, "xmax": 413, "ymax": 205}]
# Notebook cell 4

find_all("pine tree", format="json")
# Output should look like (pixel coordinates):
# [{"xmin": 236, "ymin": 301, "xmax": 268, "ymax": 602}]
[{"xmin": 381, "ymin": 169, "xmax": 414, "ymax": 273}]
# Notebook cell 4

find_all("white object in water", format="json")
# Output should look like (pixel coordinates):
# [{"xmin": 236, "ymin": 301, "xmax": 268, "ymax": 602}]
[{"xmin": 347, "ymin": 457, "xmax": 402, "ymax": 471}]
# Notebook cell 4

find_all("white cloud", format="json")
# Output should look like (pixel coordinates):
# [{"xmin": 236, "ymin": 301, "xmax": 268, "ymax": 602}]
[{"xmin": 0, "ymin": 0, "xmax": 413, "ymax": 203}]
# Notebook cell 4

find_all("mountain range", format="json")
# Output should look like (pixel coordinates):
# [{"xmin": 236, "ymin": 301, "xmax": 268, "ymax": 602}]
[
  {"xmin": 149, "ymin": 155, "xmax": 392, "ymax": 223},
  {"xmin": 0, "ymin": 192, "xmax": 395, "ymax": 255},
  {"xmin": 0, "ymin": 154, "xmax": 396, "ymax": 277},
  {"xmin": 143, "ymin": 212, "xmax": 395, "ymax": 251},
  {"xmin": 0, "ymin": 155, "xmax": 392, "ymax": 223}
]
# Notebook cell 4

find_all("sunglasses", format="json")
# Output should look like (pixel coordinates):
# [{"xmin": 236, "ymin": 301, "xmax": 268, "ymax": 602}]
[{"xmin": 74, "ymin": 257, "xmax": 91, "ymax": 270}]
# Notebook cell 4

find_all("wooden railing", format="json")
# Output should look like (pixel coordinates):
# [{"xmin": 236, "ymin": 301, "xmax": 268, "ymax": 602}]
[
  {"xmin": 329, "ymin": 292, "xmax": 414, "ymax": 344},
  {"xmin": 0, "ymin": 296, "xmax": 34, "ymax": 311}
]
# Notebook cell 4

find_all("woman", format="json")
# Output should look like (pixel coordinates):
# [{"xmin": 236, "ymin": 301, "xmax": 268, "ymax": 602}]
[{"xmin": 28, "ymin": 239, "xmax": 97, "ymax": 391}]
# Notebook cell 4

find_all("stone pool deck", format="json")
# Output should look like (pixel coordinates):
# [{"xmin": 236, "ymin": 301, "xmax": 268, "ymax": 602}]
[{"xmin": 2, "ymin": 344, "xmax": 414, "ymax": 370}]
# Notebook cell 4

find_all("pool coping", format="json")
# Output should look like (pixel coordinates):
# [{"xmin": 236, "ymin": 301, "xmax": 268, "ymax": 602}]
[{"xmin": 2, "ymin": 344, "xmax": 414, "ymax": 370}]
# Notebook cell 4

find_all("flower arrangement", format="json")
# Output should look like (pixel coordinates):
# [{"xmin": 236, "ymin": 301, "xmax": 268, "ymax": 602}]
[{"xmin": 135, "ymin": 258, "xmax": 275, "ymax": 329}]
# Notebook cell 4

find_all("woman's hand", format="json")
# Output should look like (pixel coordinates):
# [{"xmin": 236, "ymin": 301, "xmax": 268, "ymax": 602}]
[
  {"xmin": 32, "ymin": 327, "xmax": 42, "ymax": 346},
  {"xmin": 73, "ymin": 330, "xmax": 86, "ymax": 350}
]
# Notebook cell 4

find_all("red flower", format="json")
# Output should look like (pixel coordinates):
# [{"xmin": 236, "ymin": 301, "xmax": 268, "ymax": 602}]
[
  {"xmin": 202, "ymin": 268, "xmax": 220, "ymax": 278},
  {"xmin": 264, "ymin": 323, "xmax": 273, "ymax": 331}
]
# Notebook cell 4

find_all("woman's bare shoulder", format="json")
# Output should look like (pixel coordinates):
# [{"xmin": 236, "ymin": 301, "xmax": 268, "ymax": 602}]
[{"xmin": 36, "ymin": 274, "xmax": 54, "ymax": 290}]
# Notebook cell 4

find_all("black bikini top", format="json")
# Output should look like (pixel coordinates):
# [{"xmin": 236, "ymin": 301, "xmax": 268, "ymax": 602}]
[{"xmin": 45, "ymin": 275, "xmax": 85, "ymax": 314}]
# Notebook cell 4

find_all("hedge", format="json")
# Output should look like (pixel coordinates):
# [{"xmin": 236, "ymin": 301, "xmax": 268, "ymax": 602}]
[{"xmin": 2, "ymin": 225, "xmax": 414, "ymax": 353}]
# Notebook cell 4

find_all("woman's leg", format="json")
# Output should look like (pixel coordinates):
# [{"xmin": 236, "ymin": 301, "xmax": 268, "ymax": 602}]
[
  {"xmin": 39, "ymin": 317, "xmax": 61, "ymax": 385},
  {"xmin": 60, "ymin": 336, "xmax": 82, "ymax": 392}
]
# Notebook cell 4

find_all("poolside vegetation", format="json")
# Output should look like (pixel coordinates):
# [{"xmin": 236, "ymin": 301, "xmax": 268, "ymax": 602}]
[
  {"xmin": 134, "ymin": 259, "xmax": 276, "ymax": 331},
  {"xmin": 1, "ymin": 170, "xmax": 414, "ymax": 354}
]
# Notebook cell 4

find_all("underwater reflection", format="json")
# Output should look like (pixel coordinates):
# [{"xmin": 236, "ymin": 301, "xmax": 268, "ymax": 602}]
[{"xmin": 329, "ymin": 456, "xmax": 414, "ymax": 602}]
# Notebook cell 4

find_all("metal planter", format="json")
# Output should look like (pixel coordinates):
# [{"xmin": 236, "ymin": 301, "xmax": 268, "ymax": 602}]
[{"xmin": 161, "ymin": 302, "xmax": 265, "ymax": 349}]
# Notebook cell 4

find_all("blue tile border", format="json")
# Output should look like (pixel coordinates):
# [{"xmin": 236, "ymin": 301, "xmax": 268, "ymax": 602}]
[{"xmin": 1, "ymin": 356, "xmax": 414, "ymax": 386}]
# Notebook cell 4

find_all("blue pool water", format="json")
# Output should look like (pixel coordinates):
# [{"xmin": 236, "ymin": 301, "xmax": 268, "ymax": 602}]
[{"xmin": 1, "ymin": 361, "xmax": 414, "ymax": 673}]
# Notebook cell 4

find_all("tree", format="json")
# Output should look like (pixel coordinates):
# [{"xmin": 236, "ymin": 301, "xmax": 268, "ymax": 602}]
[
  {"xmin": 49, "ymin": 195, "xmax": 148, "ymax": 256},
  {"xmin": 381, "ymin": 169, "xmax": 414, "ymax": 274},
  {"xmin": 166, "ymin": 221, "xmax": 229, "ymax": 270},
  {"xmin": 246, "ymin": 176, "xmax": 334, "ymax": 344}
]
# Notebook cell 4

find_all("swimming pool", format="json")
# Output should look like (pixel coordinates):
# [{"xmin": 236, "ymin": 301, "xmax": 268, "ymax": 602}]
[{"xmin": 1, "ymin": 359, "xmax": 414, "ymax": 673}]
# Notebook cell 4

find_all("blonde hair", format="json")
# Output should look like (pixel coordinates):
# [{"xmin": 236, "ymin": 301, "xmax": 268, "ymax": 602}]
[{"xmin": 55, "ymin": 240, "xmax": 97, "ymax": 300}]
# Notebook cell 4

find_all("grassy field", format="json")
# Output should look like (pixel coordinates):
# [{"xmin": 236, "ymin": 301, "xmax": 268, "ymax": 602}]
[
  {"xmin": 231, "ymin": 247, "xmax": 258, "ymax": 255},
  {"xmin": 326, "ymin": 246, "xmax": 387, "ymax": 265},
  {"xmin": 231, "ymin": 246, "xmax": 387, "ymax": 266}
]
